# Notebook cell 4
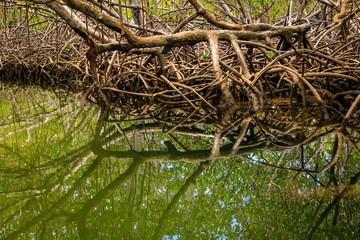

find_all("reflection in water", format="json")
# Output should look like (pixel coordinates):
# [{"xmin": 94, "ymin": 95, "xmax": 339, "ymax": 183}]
[{"xmin": 0, "ymin": 86, "xmax": 360, "ymax": 239}]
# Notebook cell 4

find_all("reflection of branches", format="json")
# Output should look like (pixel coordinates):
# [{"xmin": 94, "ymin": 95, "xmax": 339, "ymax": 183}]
[
  {"xmin": 0, "ymin": 88, "xmax": 103, "ymax": 239},
  {"xmin": 317, "ymin": 133, "xmax": 342, "ymax": 174},
  {"xmin": 1, "ymin": 83, "xmax": 360, "ymax": 239},
  {"xmin": 77, "ymin": 158, "xmax": 145, "ymax": 216},
  {"xmin": 100, "ymin": 111, "xmax": 358, "ymax": 177},
  {"xmin": 152, "ymin": 161, "xmax": 210, "ymax": 240},
  {"xmin": 308, "ymin": 170, "xmax": 360, "ymax": 239},
  {"xmin": 71, "ymin": 157, "xmax": 146, "ymax": 240},
  {"xmin": 4, "ymin": 156, "xmax": 103, "ymax": 240}
]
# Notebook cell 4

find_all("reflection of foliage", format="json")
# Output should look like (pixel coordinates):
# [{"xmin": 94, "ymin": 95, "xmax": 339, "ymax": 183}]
[{"xmin": 1, "ymin": 87, "xmax": 360, "ymax": 239}]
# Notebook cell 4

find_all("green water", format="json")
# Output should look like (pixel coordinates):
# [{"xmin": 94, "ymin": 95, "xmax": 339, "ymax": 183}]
[{"xmin": 0, "ymin": 86, "xmax": 359, "ymax": 239}]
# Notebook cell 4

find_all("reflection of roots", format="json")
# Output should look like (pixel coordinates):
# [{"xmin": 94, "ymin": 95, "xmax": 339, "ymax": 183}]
[{"xmin": 2, "ymin": 87, "xmax": 360, "ymax": 240}]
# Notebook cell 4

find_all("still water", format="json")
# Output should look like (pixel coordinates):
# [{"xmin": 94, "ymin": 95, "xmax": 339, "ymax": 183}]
[{"xmin": 0, "ymin": 86, "xmax": 359, "ymax": 239}]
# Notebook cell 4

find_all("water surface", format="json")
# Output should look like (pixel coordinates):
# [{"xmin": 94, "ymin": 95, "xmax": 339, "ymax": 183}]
[{"xmin": 1, "ymin": 86, "xmax": 359, "ymax": 239}]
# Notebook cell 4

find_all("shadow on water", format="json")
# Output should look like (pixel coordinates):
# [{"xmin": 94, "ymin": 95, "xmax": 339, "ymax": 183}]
[{"xmin": 1, "ymin": 85, "xmax": 360, "ymax": 239}]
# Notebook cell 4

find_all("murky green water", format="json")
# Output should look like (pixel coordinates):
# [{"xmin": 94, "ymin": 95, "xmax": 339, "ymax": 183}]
[{"xmin": 1, "ymin": 86, "xmax": 359, "ymax": 239}]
